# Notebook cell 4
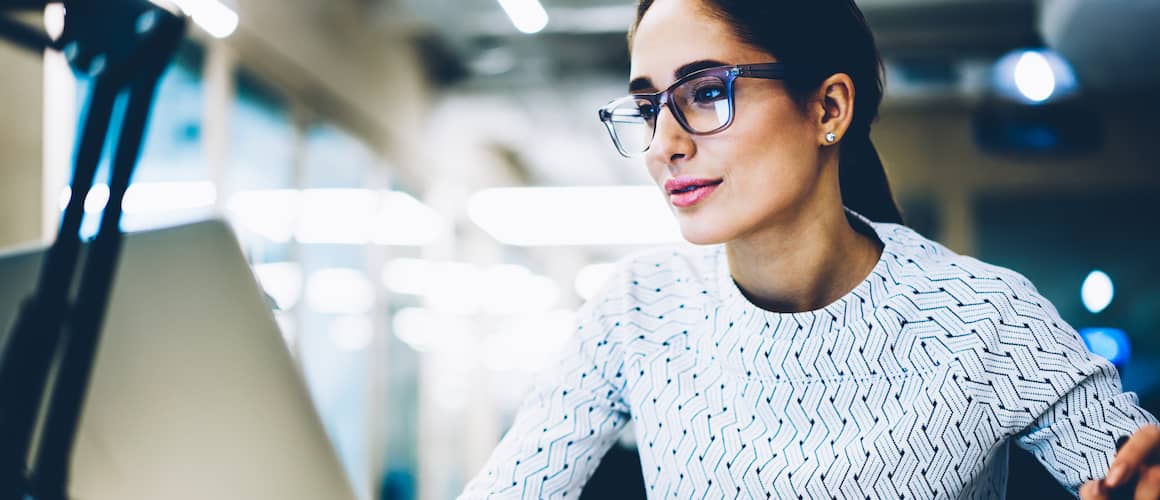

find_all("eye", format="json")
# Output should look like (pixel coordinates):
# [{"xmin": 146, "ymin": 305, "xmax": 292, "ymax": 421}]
[
  {"xmin": 637, "ymin": 102, "xmax": 658, "ymax": 119},
  {"xmin": 693, "ymin": 85, "xmax": 726, "ymax": 103}
]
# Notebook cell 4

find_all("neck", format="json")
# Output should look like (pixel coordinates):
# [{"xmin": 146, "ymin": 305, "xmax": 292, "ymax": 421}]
[{"xmin": 724, "ymin": 192, "xmax": 882, "ymax": 313}]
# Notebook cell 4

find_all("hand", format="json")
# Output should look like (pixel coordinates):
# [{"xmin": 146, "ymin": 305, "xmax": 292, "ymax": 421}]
[{"xmin": 1080, "ymin": 424, "xmax": 1160, "ymax": 499}]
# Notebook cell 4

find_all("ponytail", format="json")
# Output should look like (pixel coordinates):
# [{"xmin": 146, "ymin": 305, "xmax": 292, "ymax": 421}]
[{"xmin": 838, "ymin": 130, "xmax": 903, "ymax": 224}]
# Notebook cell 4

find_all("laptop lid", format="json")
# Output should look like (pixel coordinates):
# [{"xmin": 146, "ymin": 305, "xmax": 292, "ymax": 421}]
[{"xmin": 0, "ymin": 219, "xmax": 358, "ymax": 500}]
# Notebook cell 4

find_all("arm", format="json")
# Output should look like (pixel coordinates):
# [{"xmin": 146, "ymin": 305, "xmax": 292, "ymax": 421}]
[
  {"xmin": 459, "ymin": 291, "xmax": 633, "ymax": 499},
  {"xmin": 993, "ymin": 279, "xmax": 1159, "ymax": 495},
  {"xmin": 1015, "ymin": 354, "xmax": 1156, "ymax": 494}
]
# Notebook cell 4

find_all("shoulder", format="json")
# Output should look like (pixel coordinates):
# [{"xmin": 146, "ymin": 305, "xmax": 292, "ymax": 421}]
[
  {"xmin": 590, "ymin": 243, "xmax": 722, "ymax": 304},
  {"xmin": 617, "ymin": 243, "xmax": 721, "ymax": 278},
  {"xmin": 577, "ymin": 244, "xmax": 719, "ymax": 339},
  {"xmin": 873, "ymin": 222, "xmax": 1090, "ymax": 368},
  {"xmin": 873, "ymin": 221, "xmax": 1041, "ymax": 301}
]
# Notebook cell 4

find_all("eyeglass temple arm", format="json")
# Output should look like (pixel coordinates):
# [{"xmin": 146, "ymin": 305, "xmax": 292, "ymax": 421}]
[{"xmin": 735, "ymin": 65, "xmax": 789, "ymax": 80}]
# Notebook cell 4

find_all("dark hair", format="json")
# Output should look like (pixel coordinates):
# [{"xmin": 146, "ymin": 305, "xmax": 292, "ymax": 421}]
[{"xmin": 631, "ymin": 0, "xmax": 904, "ymax": 224}]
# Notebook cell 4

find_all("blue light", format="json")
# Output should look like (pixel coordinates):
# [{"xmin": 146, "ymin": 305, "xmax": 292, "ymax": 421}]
[
  {"xmin": 1079, "ymin": 327, "xmax": 1131, "ymax": 367},
  {"xmin": 992, "ymin": 48, "xmax": 1080, "ymax": 105}
]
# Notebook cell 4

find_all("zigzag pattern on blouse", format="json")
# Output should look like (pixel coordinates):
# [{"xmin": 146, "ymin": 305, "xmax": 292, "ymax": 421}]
[{"xmin": 460, "ymin": 219, "xmax": 1157, "ymax": 500}]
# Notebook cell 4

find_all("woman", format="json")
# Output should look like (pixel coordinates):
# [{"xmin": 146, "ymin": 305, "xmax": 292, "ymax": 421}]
[{"xmin": 461, "ymin": 0, "xmax": 1160, "ymax": 498}]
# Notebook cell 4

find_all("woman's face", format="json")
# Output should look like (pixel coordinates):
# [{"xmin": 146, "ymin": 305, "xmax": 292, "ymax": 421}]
[{"xmin": 630, "ymin": 0, "xmax": 826, "ymax": 245}]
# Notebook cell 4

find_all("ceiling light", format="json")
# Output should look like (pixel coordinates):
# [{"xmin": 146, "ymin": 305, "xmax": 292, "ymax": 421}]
[
  {"xmin": 496, "ymin": 0, "xmax": 549, "ymax": 34},
  {"xmin": 992, "ymin": 48, "xmax": 1079, "ymax": 105},
  {"xmin": 1081, "ymin": 269, "xmax": 1114, "ymax": 314},
  {"xmin": 467, "ymin": 186, "xmax": 681, "ymax": 246},
  {"xmin": 171, "ymin": 0, "xmax": 238, "ymax": 38}
]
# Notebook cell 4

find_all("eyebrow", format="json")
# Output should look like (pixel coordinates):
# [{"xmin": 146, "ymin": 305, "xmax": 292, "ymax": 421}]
[{"xmin": 628, "ymin": 59, "xmax": 730, "ymax": 93}]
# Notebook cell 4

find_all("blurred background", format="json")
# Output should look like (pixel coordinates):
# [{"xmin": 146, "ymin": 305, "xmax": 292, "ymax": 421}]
[{"xmin": 1, "ymin": 0, "xmax": 1158, "ymax": 498}]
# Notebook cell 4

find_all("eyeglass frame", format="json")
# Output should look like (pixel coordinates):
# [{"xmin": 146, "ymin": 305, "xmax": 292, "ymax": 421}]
[{"xmin": 597, "ymin": 62, "xmax": 792, "ymax": 158}]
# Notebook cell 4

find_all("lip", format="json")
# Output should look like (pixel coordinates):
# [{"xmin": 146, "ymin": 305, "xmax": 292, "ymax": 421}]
[
  {"xmin": 664, "ymin": 176, "xmax": 722, "ymax": 194},
  {"xmin": 664, "ymin": 176, "xmax": 723, "ymax": 208}
]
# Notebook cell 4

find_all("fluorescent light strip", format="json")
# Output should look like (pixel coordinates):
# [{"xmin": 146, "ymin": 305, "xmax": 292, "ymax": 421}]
[
  {"xmin": 226, "ymin": 189, "xmax": 447, "ymax": 246},
  {"xmin": 496, "ymin": 0, "xmax": 549, "ymax": 34},
  {"xmin": 59, "ymin": 181, "xmax": 217, "ymax": 214},
  {"xmin": 382, "ymin": 258, "xmax": 561, "ymax": 315},
  {"xmin": 123, "ymin": 181, "xmax": 217, "ymax": 214},
  {"xmin": 151, "ymin": 0, "xmax": 239, "ymax": 38},
  {"xmin": 305, "ymin": 268, "xmax": 375, "ymax": 314},
  {"xmin": 224, "ymin": 189, "xmax": 298, "ymax": 243},
  {"xmin": 467, "ymin": 186, "xmax": 682, "ymax": 246},
  {"xmin": 392, "ymin": 307, "xmax": 575, "ymax": 371}
]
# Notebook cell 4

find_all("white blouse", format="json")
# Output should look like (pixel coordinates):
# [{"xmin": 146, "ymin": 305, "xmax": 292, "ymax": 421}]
[{"xmin": 461, "ymin": 210, "xmax": 1157, "ymax": 499}]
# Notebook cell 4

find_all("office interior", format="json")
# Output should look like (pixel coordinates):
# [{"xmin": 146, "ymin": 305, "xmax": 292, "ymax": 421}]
[{"xmin": 0, "ymin": 0, "xmax": 1158, "ymax": 499}]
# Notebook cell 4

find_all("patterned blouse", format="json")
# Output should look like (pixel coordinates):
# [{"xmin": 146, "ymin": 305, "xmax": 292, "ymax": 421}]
[{"xmin": 461, "ymin": 209, "xmax": 1157, "ymax": 499}]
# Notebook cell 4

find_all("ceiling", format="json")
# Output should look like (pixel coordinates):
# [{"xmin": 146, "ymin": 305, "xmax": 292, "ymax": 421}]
[
  {"xmin": 371, "ymin": 0, "xmax": 1159, "ymax": 96},
  {"xmin": 1040, "ymin": 0, "xmax": 1160, "ymax": 92},
  {"xmin": 313, "ymin": 0, "xmax": 1160, "ymax": 191}
]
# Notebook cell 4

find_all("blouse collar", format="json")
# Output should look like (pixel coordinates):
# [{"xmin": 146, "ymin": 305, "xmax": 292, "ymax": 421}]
[{"xmin": 712, "ymin": 206, "xmax": 900, "ymax": 330}]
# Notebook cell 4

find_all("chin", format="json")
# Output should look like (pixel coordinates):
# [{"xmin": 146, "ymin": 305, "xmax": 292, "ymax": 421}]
[{"xmin": 676, "ymin": 218, "xmax": 735, "ymax": 245}]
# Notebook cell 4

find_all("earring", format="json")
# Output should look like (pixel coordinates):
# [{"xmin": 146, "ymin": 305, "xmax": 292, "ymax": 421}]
[{"xmin": 825, "ymin": 132, "xmax": 837, "ymax": 143}]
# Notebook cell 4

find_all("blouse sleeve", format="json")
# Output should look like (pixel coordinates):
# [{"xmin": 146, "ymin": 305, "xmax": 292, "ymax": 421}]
[
  {"xmin": 986, "ymin": 273, "xmax": 1159, "ymax": 494},
  {"xmin": 458, "ymin": 275, "xmax": 634, "ymax": 499}
]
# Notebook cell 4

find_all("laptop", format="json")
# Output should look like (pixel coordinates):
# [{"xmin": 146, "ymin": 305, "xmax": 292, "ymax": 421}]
[{"xmin": 0, "ymin": 219, "xmax": 358, "ymax": 500}]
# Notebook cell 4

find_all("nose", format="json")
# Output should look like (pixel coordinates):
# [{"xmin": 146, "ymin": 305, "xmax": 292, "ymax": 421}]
[{"xmin": 644, "ymin": 104, "xmax": 695, "ymax": 168}]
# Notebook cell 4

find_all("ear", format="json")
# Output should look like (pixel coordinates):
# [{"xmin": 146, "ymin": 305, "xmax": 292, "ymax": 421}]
[{"xmin": 813, "ymin": 73, "xmax": 855, "ymax": 146}]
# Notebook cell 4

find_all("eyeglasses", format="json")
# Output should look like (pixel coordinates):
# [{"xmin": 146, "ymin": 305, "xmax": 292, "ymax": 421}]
[{"xmin": 597, "ymin": 62, "xmax": 790, "ymax": 158}]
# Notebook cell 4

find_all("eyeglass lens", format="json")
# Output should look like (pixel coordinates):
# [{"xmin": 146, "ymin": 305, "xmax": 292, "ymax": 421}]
[{"xmin": 606, "ymin": 73, "xmax": 732, "ymax": 156}]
